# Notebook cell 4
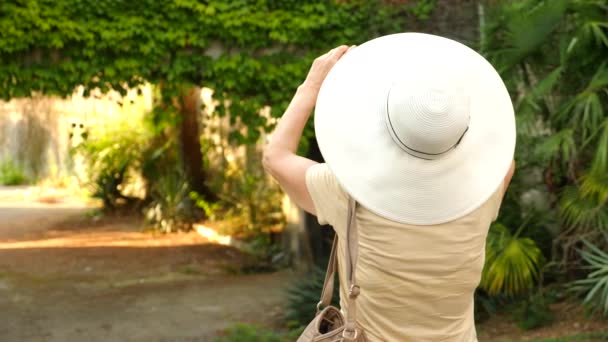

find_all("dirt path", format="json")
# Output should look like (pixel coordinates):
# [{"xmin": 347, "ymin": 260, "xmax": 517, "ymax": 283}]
[
  {"xmin": 0, "ymin": 187, "xmax": 293, "ymax": 342},
  {"xmin": 0, "ymin": 186, "xmax": 93, "ymax": 240},
  {"xmin": 2, "ymin": 187, "xmax": 605, "ymax": 342}
]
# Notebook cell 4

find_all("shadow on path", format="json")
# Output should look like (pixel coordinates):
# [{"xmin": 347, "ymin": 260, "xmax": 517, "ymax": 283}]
[{"xmin": 0, "ymin": 188, "xmax": 294, "ymax": 342}]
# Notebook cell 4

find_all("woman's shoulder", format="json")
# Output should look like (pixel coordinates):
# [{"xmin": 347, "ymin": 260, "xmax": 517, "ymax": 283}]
[{"xmin": 306, "ymin": 163, "xmax": 349, "ymax": 226}]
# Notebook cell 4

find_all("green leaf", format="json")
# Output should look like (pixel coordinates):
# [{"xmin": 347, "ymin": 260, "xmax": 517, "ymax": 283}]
[{"xmin": 481, "ymin": 223, "xmax": 544, "ymax": 296}]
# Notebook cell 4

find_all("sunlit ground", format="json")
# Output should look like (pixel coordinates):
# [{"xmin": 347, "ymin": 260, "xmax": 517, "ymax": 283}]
[
  {"xmin": 0, "ymin": 186, "xmax": 289, "ymax": 341},
  {"xmin": 0, "ymin": 186, "xmax": 605, "ymax": 342}
]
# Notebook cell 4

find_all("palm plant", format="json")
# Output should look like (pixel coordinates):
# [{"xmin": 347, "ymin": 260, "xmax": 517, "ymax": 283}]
[
  {"xmin": 481, "ymin": 222, "xmax": 544, "ymax": 296},
  {"xmin": 571, "ymin": 237, "xmax": 608, "ymax": 316},
  {"xmin": 482, "ymin": 0, "xmax": 608, "ymax": 274}
]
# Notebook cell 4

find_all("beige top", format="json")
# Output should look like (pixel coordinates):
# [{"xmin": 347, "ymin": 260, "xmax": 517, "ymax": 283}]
[{"xmin": 306, "ymin": 163, "xmax": 504, "ymax": 342}]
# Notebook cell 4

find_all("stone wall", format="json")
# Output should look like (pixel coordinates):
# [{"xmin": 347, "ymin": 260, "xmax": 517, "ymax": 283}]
[{"xmin": 0, "ymin": 87, "xmax": 154, "ymax": 181}]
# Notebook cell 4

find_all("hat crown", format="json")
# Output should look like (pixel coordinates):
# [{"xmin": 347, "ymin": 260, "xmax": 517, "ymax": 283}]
[{"xmin": 385, "ymin": 75, "xmax": 470, "ymax": 159}]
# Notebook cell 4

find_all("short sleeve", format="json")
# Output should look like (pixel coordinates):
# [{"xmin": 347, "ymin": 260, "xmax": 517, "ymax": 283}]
[{"xmin": 305, "ymin": 163, "xmax": 349, "ymax": 227}]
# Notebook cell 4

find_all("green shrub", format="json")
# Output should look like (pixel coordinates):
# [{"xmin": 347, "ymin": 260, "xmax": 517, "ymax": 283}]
[
  {"xmin": 0, "ymin": 160, "xmax": 29, "ymax": 185},
  {"xmin": 474, "ymin": 289, "xmax": 503, "ymax": 323},
  {"xmin": 286, "ymin": 266, "xmax": 340, "ymax": 327},
  {"xmin": 144, "ymin": 169, "xmax": 197, "ymax": 233},
  {"xmin": 200, "ymin": 144, "xmax": 286, "ymax": 269},
  {"xmin": 76, "ymin": 119, "xmax": 147, "ymax": 210},
  {"xmin": 207, "ymin": 163, "xmax": 285, "ymax": 238},
  {"xmin": 213, "ymin": 323, "xmax": 302, "ymax": 342},
  {"xmin": 235, "ymin": 233, "xmax": 285, "ymax": 273},
  {"xmin": 571, "ymin": 238, "xmax": 608, "ymax": 317},
  {"xmin": 511, "ymin": 292, "xmax": 554, "ymax": 331}
]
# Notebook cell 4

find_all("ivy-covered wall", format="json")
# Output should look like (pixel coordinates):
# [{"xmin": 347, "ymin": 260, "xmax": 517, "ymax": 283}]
[
  {"xmin": 0, "ymin": 0, "xmax": 483, "ymax": 182},
  {"xmin": 0, "ymin": 0, "xmax": 412, "ymax": 143}
]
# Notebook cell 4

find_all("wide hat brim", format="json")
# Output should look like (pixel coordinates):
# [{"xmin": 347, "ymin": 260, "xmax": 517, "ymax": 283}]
[{"xmin": 314, "ymin": 33, "xmax": 516, "ymax": 225}]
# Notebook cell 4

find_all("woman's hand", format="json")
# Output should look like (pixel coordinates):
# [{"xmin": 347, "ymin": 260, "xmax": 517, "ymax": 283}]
[{"xmin": 300, "ymin": 45, "xmax": 354, "ymax": 97}]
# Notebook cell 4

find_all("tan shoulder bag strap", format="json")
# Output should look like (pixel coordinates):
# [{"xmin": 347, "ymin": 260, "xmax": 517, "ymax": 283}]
[
  {"xmin": 316, "ymin": 198, "xmax": 362, "ymax": 340},
  {"xmin": 343, "ymin": 197, "xmax": 361, "ymax": 341},
  {"xmin": 317, "ymin": 235, "xmax": 338, "ymax": 313}
]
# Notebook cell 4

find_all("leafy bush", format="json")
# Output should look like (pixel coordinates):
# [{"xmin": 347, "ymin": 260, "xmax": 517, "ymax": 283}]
[
  {"xmin": 474, "ymin": 289, "xmax": 504, "ymax": 323},
  {"xmin": 286, "ymin": 266, "xmax": 340, "ymax": 327},
  {"xmin": 76, "ymin": 119, "xmax": 147, "ymax": 210},
  {"xmin": 208, "ymin": 162, "xmax": 285, "ymax": 238},
  {"xmin": 511, "ymin": 292, "xmax": 554, "ymax": 331},
  {"xmin": 236, "ymin": 234, "xmax": 285, "ymax": 273},
  {"xmin": 571, "ymin": 238, "xmax": 608, "ymax": 317},
  {"xmin": 144, "ymin": 169, "xmax": 197, "ymax": 233},
  {"xmin": 482, "ymin": 0, "xmax": 608, "ymax": 266},
  {"xmin": 0, "ymin": 160, "xmax": 29, "ymax": 185},
  {"xmin": 200, "ymin": 141, "xmax": 286, "ymax": 267},
  {"xmin": 213, "ymin": 323, "xmax": 302, "ymax": 342}
]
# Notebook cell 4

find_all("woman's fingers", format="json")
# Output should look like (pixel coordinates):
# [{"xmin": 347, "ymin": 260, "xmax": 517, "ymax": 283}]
[
  {"xmin": 329, "ymin": 45, "xmax": 349, "ymax": 59},
  {"xmin": 320, "ymin": 45, "xmax": 350, "ymax": 60},
  {"xmin": 302, "ymin": 44, "xmax": 354, "ymax": 93}
]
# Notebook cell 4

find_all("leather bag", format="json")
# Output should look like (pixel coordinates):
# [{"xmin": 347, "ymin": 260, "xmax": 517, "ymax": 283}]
[{"xmin": 297, "ymin": 198, "xmax": 367, "ymax": 342}]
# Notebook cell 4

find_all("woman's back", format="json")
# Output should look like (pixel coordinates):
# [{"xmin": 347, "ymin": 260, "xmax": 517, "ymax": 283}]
[
  {"xmin": 307, "ymin": 163, "xmax": 504, "ymax": 341},
  {"xmin": 263, "ymin": 34, "xmax": 515, "ymax": 341}
]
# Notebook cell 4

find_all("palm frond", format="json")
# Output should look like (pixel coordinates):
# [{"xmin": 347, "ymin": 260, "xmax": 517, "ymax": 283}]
[
  {"xmin": 481, "ymin": 223, "xmax": 544, "ymax": 296},
  {"xmin": 530, "ymin": 66, "xmax": 564, "ymax": 99},
  {"xmin": 580, "ymin": 171, "xmax": 608, "ymax": 207},
  {"xmin": 515, "ymin": 66, "xmax": 564, "ymax": 136},
  {"xmin": 571, "ymin": 238, "xmax": 608, "ymax": 316},
  {"xmin": 533, "ymin": 129, "xmax": 575, "ymax": 165},
  {"xmin": 590, "ymin": 119, "xmax": 608, "ymax": 174},
  {"xmin": 499, "ymin": 0, "xmax": 567, "ymax": 68},
  {"xmin": 587, "ymin": 62, "xmax": 608, "ymax": 92},
  {"xmin": 587, "ymin": 21, "xmax": 608, "ymax": 48},
  {"xmin": 559, "ymin": 186, "xmax": 608, "ymax": 232}
]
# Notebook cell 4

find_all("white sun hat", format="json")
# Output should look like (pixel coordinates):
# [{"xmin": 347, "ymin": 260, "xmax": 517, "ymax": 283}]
[{"xmin": 314, "ymin": 33, "xmax": 516, "ymax": 225}]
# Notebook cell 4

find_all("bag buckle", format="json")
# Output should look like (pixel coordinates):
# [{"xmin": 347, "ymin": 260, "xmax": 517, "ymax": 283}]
[
  {"xmin": 348, "ymin": 284, "xmax": 360, "ymax": 298},
  {"xmin": 316, "ymin": 301, "xmax": 324, "ymax": 314},
  {"xmin": 342, "ymin": 327, "xmax": 359, "ymax": 341}
]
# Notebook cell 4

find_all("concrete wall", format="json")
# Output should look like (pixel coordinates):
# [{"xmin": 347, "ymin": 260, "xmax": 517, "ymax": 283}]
[{"xmin": 0, "ymin": 87, "xmax": 154, "ymax": 181}]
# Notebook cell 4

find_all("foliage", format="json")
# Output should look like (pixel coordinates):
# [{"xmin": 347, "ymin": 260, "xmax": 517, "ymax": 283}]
[
  {"xmin": 480, "ymin": 0, "xmax": 608, "ymax": 312},
  {"xmin": 0, "ymin": 0, "xmax": 410, "ymax": 144},
  {"xmin": 474, "ymin": 289, "xmax": 505, "ymax": 323},
  {"xmin": 213, "ymin": 323, "xmax": 302, "ymax": 342},
  {"xmin": 481, "ymin": 223, "xmax": 545, "ymax": 296},
  {"xmin": 0, "ymin": 159, "xmax": 29, "ymax": 185},
  {"xmin": 571, "ymin": 237, "xmax": 608, "ymax": 317},
  {"xmin": 286, "ymin": 266, "xmax": 340, "ymax": 327},
  {"xmin": 238, "ymin": 234, "xmax": 285, "ymax": 273},
  {"xmin": 0, "ymin": 0, "xmax": 422, "ymax": 234},
  {"xmin": 75, "ymin": 116, "xmax": 147, "ymax": 209},
  {"xmin": 207, "ymin": 160, "xmax": 284, "ymax": 237},
  {"xmin": 144, "ymin": 169, "xmax": 197, "ymax": 233},
  {"xmin": 406, "ymin": 0, "xmax": 436, "ymax": 20},
  {"xmin": 529, "ymin": 332, "xmax": 608, "ymax": 342},
  {"xmin": 482, "ymin": 0, "xmax": 608, "ymax": 268},
  {"xmin": 511, "ymin": 292, "xmax": 554, "ymax": 331},
  {"xmin": 194, "ymin": 136, "xmax": 288, "ymax": 269}
]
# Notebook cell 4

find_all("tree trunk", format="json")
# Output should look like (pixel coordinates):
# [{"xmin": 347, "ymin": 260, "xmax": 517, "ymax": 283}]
[{"xmin": 179, "ymin": 86, "xmax": 214, "ymax": 201}]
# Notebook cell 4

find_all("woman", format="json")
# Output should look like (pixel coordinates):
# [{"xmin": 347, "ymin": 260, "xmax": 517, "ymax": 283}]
[{"xmin": 264, "ymin": 33, "xmax": 515, "ymax": 341}]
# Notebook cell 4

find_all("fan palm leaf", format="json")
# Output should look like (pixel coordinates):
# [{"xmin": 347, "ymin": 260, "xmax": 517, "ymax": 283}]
[
  {"xmin": 481, "ymin": 223, "xmax": 544, "ymax": 296},
  {"xmin": 559, "ymin": 186, "xmax": 608, "ymax": 232},
  {"xmin": 571, "ymin": 237, "xmax": 608, "ymax": 316},
  {"xmin": 488, "ymin": 0, "xmax": 567, "ymax": 70}
]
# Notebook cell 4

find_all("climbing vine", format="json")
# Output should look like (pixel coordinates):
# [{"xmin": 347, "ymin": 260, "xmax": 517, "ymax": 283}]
[{"xmin": 0, "ymin": 0, "xmax": 432, "ymax": 143}]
